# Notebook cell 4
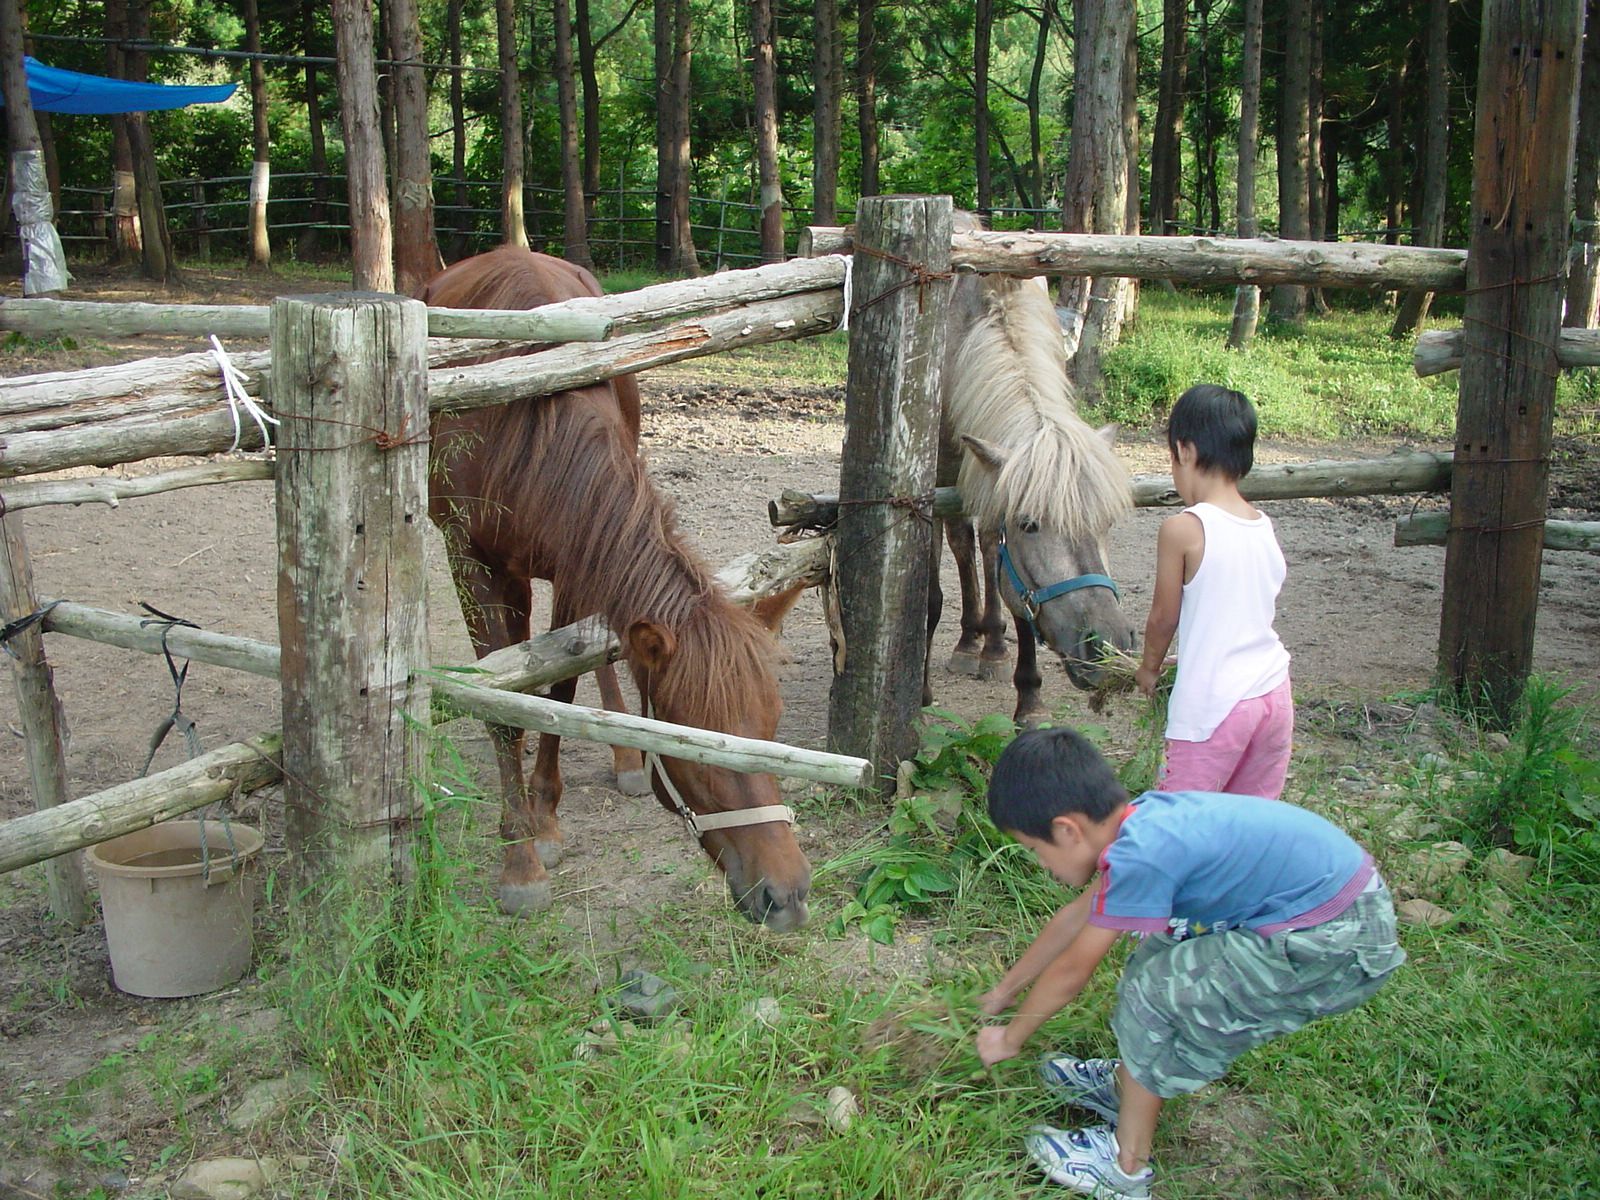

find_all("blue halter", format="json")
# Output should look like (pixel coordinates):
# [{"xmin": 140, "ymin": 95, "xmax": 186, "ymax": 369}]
[{"xmin": 996, "ymin": 521, "xmax": 1120, "ymax": 634}]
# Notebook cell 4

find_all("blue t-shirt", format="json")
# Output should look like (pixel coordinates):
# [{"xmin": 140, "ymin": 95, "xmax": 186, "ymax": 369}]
[{"xmin": 1087, "ymin": 791, "xmax": 1374, "ymax": 939}]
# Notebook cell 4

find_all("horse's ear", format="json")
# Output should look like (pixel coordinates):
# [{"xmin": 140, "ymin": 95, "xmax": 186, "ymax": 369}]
[
  {"xmin": 1097, "ymin": 423, "xmax": 1119, "ymax": 447},
  {"xmin": 960, "ymin": 434, "xmax": 1008, "ymax": 474},
  {"xmin": 625, "ymin": 620, "xmax": 677, "ymax": 670}
]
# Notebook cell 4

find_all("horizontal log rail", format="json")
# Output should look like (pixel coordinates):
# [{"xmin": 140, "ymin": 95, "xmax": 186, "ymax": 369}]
[
  {"xmin": 0, "ymin": 461, "xmax": 274, "ymax": 512},
  {"xmin": 799, "ymin": 227, "xmax": 1468, "ymax": 292},
  {"xmin": 769, "ymin": 452, "xmax": 1457, "ymax": 530},
  {"xmin": 0, "ymin": 733, "xmax": 284, "ymax": 875},
  {"xmin": 1413, "ymin": 327, "xmax": 1600, "ymax": 376},
  {"xmin": 1395, "ymin": 511, "xmax": 1600, "ymax": 550},
  {"xmin": 0, "ymin": 289, "xmax": 842, "ymax": 479}
]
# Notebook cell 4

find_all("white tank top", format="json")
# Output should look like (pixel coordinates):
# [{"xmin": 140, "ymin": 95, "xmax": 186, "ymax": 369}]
[{"xmin": 1166, "ymin": 502, "xmax": 1291, "ymax": 742}]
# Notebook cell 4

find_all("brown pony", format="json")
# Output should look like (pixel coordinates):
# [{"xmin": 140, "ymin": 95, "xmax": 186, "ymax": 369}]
[{"xmin": 420, "ymin": 247, "xmax": 811, "ymax": 930}]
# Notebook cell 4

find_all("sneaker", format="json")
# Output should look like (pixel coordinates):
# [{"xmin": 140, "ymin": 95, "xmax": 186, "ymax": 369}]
[
  {"xmin": 1039, "ymin": 1055, "xmax": 1121, "ymax": 1124},
  {"xmin": 1025, "ymin": 1123, "xmax": 1155, "ymax": 1198}
]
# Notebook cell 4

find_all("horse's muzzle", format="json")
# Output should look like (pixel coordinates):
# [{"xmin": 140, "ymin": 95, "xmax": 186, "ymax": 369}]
[{"xmin": 733, "ymin": 879, "xmax": 811, "ymax": 931}]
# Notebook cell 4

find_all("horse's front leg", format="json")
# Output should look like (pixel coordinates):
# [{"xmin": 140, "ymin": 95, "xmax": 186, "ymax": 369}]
[
  {"xmin": 924, "ymin": 520, "xmax": 945, "ymax": 706},
  {"xmin": 947, "ymin": 520, "xmax": 1007, "ymax": 680},
  {"xmin": 976, "ymin": 528, "xmax": 1010, "ymax": 674},
  {"xmin": 595, "ymin": 664, "xmax": 650, "ymax": 795},
  {"xmin": 1011, "ymin": 615, "xmax": 1051, "ymax": 728},
  {"xmin": 526, "ymin": 672, "xmax": 578, "ymax": 872}
]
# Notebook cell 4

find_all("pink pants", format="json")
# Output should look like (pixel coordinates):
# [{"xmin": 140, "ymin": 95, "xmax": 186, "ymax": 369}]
[{"xmin": 1159, "ymin": 678, "xmax": 1294, "ymax": 800}]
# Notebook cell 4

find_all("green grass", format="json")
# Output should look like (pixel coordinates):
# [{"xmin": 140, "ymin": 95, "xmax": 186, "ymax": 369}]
[{"xmin": 1097, "ymin": 291, "xmax": 1600, "ymax": 443}]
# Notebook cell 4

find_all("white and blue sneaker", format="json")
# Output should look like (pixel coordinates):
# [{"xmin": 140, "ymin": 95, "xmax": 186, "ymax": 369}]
[
  {"xmin": 1025, "ymin": 1123, "xmax": 1155, "ymax": 1197},
  {"xmin": 1040, "ymin": 1054, "xmax": 1121, "ymax": 1124}
]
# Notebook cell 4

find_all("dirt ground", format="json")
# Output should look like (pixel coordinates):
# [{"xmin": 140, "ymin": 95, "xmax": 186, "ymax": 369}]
[{"xmin": 2, "ymin": 265, "xmax": 1598, "ymax": 1196}]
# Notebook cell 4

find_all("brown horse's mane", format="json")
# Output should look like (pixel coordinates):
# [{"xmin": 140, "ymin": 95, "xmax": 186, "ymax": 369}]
[{"xmin": 423, "ymin": 248, "xmax": 780, "ymax": 732}]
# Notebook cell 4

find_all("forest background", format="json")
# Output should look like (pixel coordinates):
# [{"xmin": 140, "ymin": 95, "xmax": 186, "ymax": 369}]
[{"xmin": 8, "ymin": 0, "xmax": 1542, "ymax": 306}]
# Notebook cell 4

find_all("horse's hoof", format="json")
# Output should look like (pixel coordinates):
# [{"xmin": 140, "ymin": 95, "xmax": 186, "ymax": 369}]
[
  {"xmin": 946, "ymin": 649, "xmax": 984, "ymax": 677},
  {"xmin": 615, "ymin": 768, "xmax": 651, "ymax": 797},
  {"xmin": 534, "ymin": 838, "xmax": 565, "ymax": 868},
  {"xmin": 977, "ymin": 656, "xmax": 1008, "ymax": 682},
  {"xmin": 497, "ymin": 879, "xmax": 553, "ymax": 916}
]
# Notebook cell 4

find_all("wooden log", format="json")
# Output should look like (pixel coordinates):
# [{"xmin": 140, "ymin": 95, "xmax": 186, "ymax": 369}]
[
  {"xmin": 1396, "ymin": 511, "xmax": 1600, "ymax": 551},
  {"xmin": 43, "ymin": 601, "xmax": 282, "ymax": 678},
  {"xmin": 799, "ymin": 226, "xmax": 1468, "ymax": 292},
  {"xmin": 827, "ymin": 196, "xmax": 953, "ymax": 787},
  {"xmin": 1439, "ymin": 0, "xmax": 1582, "ymax": 721},
  {"xmin": 769, "ymin": 452, "xmax": 1457, "ymax": 529},
  {"xmin": 1413, "ymin": 326, "xmax": 1600, "ymax": 376},
  {"xmin": 0, "ymin": 461, "xmax": 274, "ymax": 512},
  {"xmin": 273, "ymin": 294, "xmax": 431, "ymax": 886},
  {"xmin": 0, "ymin": 291, "xmax": 843, "ymax": 479},
  {"xmin": 431, "ymin": 677, "xmax": 871, "ymax": 788},
  {"xmin": 0, "ymin": 517, "xmax": 91, "ymax": 921},
  {"xmin": 0, "ymin": 734, "xmax": 283, "ymax": 875},
  {"xmin": 0, "ymin": 256, "xmax": 847, "ymax": 344}
]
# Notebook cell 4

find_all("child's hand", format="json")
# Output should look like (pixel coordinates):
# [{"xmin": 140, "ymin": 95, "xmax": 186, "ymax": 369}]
[
  {"xmin": 977, "ymin": 986, "xmax": 1013, "ymax": 1017},
  {"xmin": 1134, "ymin": 664, "xmax": 1162, "ymax": 697},
  {"xmin": 976, "ymin": 1025, "xmax": 1019, "ymax": 1067}
]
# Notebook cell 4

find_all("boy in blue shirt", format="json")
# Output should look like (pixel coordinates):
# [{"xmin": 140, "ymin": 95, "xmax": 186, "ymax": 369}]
[{"xmin": 975, "ymin": 728, "xmax": 1404, "ymax": 1197}]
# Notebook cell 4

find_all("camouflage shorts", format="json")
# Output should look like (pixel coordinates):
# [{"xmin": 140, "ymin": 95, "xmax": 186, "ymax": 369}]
[{"xmin": 1110, "ymin": 882, "xmax": 1406, "ymax": 1099}]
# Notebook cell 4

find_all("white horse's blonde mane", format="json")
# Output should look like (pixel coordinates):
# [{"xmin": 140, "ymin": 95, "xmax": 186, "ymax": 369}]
[{"xmin": 946, "ymin": 275, "xmax": 1132, "ymax": 540}]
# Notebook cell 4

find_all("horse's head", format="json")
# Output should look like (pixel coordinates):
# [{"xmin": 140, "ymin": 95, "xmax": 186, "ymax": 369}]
[
  {"xmin": 961, "ymin": 430, "xmax": 1138, "ymax": 689},
  {"xmin": 625, "ymin": 613, "xmax": 812, "ymax": 932}
]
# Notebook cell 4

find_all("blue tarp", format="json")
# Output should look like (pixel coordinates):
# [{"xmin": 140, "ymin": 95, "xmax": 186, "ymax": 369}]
[{"xmin": 0, "ymin": 56, "xmax": 237, "ymax": 115}]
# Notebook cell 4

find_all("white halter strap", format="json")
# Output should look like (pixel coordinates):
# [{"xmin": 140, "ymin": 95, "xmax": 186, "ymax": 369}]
[{"xmin": 641, "ymin": 696, "xmax": 796, "ymax": 838}]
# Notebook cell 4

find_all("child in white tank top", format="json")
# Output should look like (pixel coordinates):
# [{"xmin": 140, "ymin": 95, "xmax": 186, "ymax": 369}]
[{"xmin": 1134, "ymin": 386, "xmax": 1293, "ymax": 799}]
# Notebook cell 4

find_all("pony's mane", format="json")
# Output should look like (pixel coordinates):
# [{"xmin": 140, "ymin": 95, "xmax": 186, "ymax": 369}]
[
  {"xmin": 945, "ymin": 275, "xmax": 1131, "ymax": 540},
  {"xmin": 425, "ymin": 249, "xmax": 781, "ymax": 731}
]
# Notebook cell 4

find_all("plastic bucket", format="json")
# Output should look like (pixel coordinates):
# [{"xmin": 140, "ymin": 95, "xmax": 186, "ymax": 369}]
[{"xmin": 86, "ymin": 820, "xmax": 265, "ymax": 998}]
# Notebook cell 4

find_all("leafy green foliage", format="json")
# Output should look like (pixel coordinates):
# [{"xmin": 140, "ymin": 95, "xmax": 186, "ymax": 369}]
[{"xmin": 1453, "ymin": 678, "xmax": 1600, "ymax": 889}]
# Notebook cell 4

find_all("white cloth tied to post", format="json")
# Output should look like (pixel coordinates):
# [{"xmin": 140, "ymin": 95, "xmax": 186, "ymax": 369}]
[
  {"xmin": 209, "ymin": 335, "xmax": 278, "ymax": 452},
  {"xmin": 9, "ymin": 150, "xmax": 70, "ymax": 295}
]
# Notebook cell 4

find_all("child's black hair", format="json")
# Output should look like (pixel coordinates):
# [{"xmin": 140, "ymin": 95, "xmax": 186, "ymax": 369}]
[
  {"xmin": 1166, "ymin": 384, "xmax": 1257, "ymax": 479},
  {"xmin": 987, "ymin": 727, "xmax": 1129, "ymax": 839}
]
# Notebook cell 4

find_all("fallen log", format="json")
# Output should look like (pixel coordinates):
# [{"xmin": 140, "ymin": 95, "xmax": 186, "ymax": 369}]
[
  {"xmin": 0, "ymin": 733, "xmax": 284, "ymax": 874},
  {"xmin": 1413, "ymin": 327, "xmax": 1600, "ymax": 376},
  {"xmin": 799, "ymin": 227, "xmax": 1467, "ymax": 292},
  {"xmin": 1, "ymin": 290, "xmax": 842, "ymax": 479},
  {"xmin": 1395, "ymin": 511, "xmax": 1600, "ymax": 550},
  {"xmin": 770, "ymin": 452, "xmax": 1457, "ymax": 529}
]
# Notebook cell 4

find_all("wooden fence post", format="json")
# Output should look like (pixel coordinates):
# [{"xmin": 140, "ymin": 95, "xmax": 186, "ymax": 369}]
[
  {"xmin": 192, "ymin": 180, "xmax": 210, "ymax": 260},
  {"xmin": 826, "ymin": 194, "xmax": 953, "ymax": 789},
  {"xmin": 273, "ymin": 294, "xmax": 431, "ymax": 891},
  {"xmin": 0, "ymin": 516, "xmax": 92, "ymax": 924},
  {"xmin": 1439, "ymin": 0, "xmax": 1582, "ymax": 721}
]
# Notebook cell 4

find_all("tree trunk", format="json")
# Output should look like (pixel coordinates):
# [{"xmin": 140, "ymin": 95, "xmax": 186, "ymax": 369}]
[
  {"xmin": 655, "ymin": 0, "xmax": 670, "ymax": 269},
  {"xmin": 496, "ymin": 0, "xmax": 529, "ymax": 249},
  {"xmin": 1306, "ymin": 0, "xmax": 1329, "ymax": 314},
  {"xmin": 554, "ymin": 0, "xmax": 592, "ymax": 268},
  {"xmin": 1384, "ymin": 58, "xmax": 1406, "ymax": 245},
  {"xmin": 1024, "ymin": 0, "xmax": 1056, "ymax": 211},
  {"xmin": 576, "ymin": 0, "xmax": 602, "ymax": 220},
  {"xmin": 122, "ymin": 1, "xmax": 176, "ymax": 283},
  {"xmin": 1392, "ymin": 0, "xmax": 1450, "ymax": 337},
  {"xmin": 752, "ymin": 0, "xmax": 784, "ymax": 262},
  {"xmin": 1323, "ymin": 96, "xmax": 1341, "ymax": 247},
  {"xmin": 297, "ymin": 0, "xmax": 330, "ymax": 260},
  {"xmin": 812, "ymin": 0, "xmax": 841, "ymax": 225},
  {"xmin": 857, "ymin": 0, "xmax": 880, "ymax": 198},
  {"xmin": 1565, "ymin": 0, "xmax": 1600, "ymax": 327},
  {"xmin": 975, "ymin": 0, "xmax": 994, "ymax": 216},
  {"xmin": 1151, "ymin": 0, "xmax": 1188, "ymax": 236},
  {"xmin": 448, "ymin": 0, "xmax": 470, "ymax": 261},
  {"xmin": 332, "ymin": 0, "xmax": 394, "ymax": 291},
  {"xmin": 1, "ymin": 0, "xmax": 69, "ymax": 295},
  {"xmin": 1060, "ymin": 0, "xmax": 1134, "ymax": 402},
  {"xmin": 389, "ymin": 0, "xmax": 442, "ymax": 294},
  {"xmin": 667, "ymin": 0, "xmax": 699, "ymax": 273},
  {"xmin": 244, "ymin": 0, "xmax": 271, "ymax": 269},
  {"xmin": 104, "ymin": 2, "xmax": 139, "ymax": 262},
  {"xmin": 1228, "ymin": 0, "xmax": 1263, "ymax": 347},
  {"xmin": 1269, "ymin": 0, "xmax": 1310, "ymax": 323}
]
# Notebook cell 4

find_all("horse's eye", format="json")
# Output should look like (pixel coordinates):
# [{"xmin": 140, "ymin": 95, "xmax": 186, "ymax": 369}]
[{"xmin": 1018, "ymin": 517, "xmax": 1041, "ymax": 534}]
